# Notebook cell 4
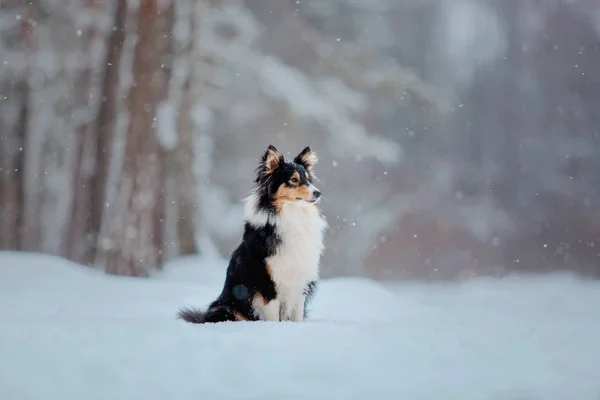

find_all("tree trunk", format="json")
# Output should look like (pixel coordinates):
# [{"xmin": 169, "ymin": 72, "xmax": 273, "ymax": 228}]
[
  {"xmin": 86, "ymin": 0, "xmax": 128, "ymax": 264},
  {"xmin": 0, "ymin": 81, "xmax": 27, "ymax": 250},
  {"xmin": 168, "ymin": 0, "xmax": 200, "ymax": 256},
  {"xmin": 0, "ymin": 1, "xmax": 29, "ymax": 250},
  {"xmin": 14, "ymin": 1, "xmax": 111, "ymax": 259},
  {"xmin": 64, "ymin": 0, "xmax": 115, "ymax": 263},
  {"xmin": 0, "ymin": 1, "xmax": 34, "ymax": 252},
  {"xmin": 174, "ymin": 80, "xmax": 199, "ymax": 255},
  {"xmin": 102, "ymin": 0, "xmax": 174, "ymax": 276}
]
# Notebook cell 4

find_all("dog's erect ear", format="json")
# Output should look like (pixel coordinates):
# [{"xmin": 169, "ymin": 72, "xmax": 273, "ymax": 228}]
[
  {"xmin": 261, "ymin": 145, "xmax": 283, "ymax": 175},
  {"xmin": 294, "ymin": 146, "xmax": 318, "ymax": 173}
]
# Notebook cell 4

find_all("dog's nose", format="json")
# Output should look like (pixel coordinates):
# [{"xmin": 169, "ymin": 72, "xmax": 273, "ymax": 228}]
[{"xmin": 313, "ymin": 190, "xmax": 322, "ymax": 199}]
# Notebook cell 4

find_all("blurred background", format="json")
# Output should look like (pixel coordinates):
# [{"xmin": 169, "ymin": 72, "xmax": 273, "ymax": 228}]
[{"xmin": 1, "ymin": 0, "xmax": 599, "ymax": 280}]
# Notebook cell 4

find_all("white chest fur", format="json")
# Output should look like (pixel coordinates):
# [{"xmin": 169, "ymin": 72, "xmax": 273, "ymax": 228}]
[
  {"xmin": 268, "ymin": 202, "xmax": 326, "ymax": 302},
  {"xmin": 245, "ymin": 195, "xmax": 327, "ymax": 321}
]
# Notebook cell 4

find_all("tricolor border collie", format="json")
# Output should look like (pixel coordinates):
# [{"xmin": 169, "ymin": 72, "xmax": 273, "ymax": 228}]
[{"xmin": 178, "ymin": 145, "xmax": 327, "ymax": 323}]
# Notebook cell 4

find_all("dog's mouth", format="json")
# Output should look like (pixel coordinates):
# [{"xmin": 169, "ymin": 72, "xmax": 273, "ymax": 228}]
[{"xmin": 296, "ymin": 198, "xmax": 318, "ymax": 204}]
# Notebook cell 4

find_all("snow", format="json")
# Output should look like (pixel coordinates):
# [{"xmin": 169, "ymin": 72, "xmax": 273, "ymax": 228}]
[
  {"xmin": 1, "ymin": 251, "xmax": 599, "ymax": 400},
  {"xmin": 155, "ymin": 101, "xmax": 178, "ymax": 150}
]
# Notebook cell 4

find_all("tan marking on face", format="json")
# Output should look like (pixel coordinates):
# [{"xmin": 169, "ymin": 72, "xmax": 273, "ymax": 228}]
[
  {"xmin": 233, "ymin": 311, "xmax": 248, "ymax": 321},
  {"xmin": 305, "ymin": 172, "xmax": 310, "ymax": 180},
  {"xmin": 272, "ymin": 183, "xmax": 312, "ymax": 211},
  {"xmin": 290, "ymin": 171, "xmax": 301, "ymax": 185}
]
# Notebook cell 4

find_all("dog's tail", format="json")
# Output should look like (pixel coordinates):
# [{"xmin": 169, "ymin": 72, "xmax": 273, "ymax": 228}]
[
  {"xmin": 177, "ymin": 305, "xmax": 239, "ymax": 324},
  {"xmin": 177, "ymin": 307, "xmax": 208, "ymax": 324}
]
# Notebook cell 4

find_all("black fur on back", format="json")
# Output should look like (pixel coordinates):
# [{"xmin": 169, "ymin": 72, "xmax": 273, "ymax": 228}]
[{"xmin": 176, "ymin": 221, "xmax": 281, "ymax": 324}]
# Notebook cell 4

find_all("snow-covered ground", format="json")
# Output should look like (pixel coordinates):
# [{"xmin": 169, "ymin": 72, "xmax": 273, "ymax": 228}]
[{"xmin": 1, "ymin": 251, "xmax": 599, "ymax": 400}]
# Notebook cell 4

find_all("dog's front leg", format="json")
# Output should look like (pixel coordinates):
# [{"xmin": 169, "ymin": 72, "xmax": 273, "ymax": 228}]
[
  {"xmin": 291, "ymin": 295, "xmax": 306, "ymax": 322},
  {"xmin": 261, "ymin": 299, "xmax": 281, "ymax": 321}
]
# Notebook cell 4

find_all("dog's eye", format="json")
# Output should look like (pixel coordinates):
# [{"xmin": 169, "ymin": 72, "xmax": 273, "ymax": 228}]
[{"xmin": 290, "ymin": 177, "xmax": 298, "ymax": 183}]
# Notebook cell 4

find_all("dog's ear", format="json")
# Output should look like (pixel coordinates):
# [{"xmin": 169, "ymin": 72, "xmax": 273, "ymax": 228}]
[
  {"xmin": 261, "ymin": 145, "xmax": 283, "ymax": 175},
  {"xmin": 294, "ymin": 146, "xmax": 318, "ymax": 173}
]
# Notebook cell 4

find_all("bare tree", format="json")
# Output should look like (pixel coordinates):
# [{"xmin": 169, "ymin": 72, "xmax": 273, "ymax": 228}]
[
  {"xmin": 85, "ymin": 0, "xmax": 128, "ymax": 264},
  {"xmin": 163, "ymin": 0, "xmax": 201, "ymax": 256},
  {"xmin": 0, "ymin": 80, "xmax": 26, "ymax": 250},
  {"xmin": 102, "ymin": 0, "xmax": 174, "ymax": 276},
  {"xmin": 0, "ymin": 0, "xmax": 29, "ymax": 250},
  {"xmin": 64, "ymin": 0, "xmax": 115, "ymax": 262},
  {"xmin": 0, "ymin": 1, "xmax": 31, "ymax": 250}
]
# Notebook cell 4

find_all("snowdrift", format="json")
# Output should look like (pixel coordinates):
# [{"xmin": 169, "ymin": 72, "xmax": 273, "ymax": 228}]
[{"xmin": 1, "ymin": 251, "xmax": 599, "ymax": 400}]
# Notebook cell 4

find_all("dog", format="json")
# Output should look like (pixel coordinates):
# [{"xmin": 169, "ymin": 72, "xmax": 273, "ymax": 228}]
[{"xmin": 178, "ymin": 145, "xmax": 327, "ymax": 323}]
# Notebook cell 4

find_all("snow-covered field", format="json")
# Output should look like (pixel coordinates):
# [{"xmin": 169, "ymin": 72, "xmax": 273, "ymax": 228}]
[{"xmin": 1, "ymin": 251, "xmax": 599, "ymax": 400}]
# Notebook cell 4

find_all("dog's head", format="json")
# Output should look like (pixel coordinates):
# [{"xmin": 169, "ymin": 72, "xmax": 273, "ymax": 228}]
[{"xmin": 255, "ymin": 145, "xmax": 321, "ymax": 211}]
